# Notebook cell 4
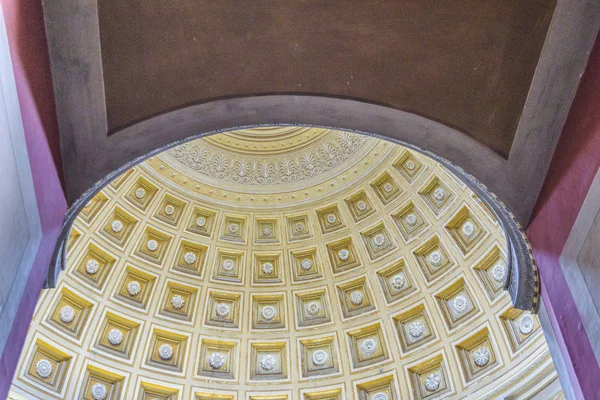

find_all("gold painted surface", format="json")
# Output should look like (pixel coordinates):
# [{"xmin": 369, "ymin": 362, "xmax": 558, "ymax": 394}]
[{"xmin": 10, "ymin": 128, "xmax": 560, "ymax": 399}]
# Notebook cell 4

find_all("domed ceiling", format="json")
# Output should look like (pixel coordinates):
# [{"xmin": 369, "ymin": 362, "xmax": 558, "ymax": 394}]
[{"xmin": 9, "ymin": 128, "xmax": 561, "ymax": 399}]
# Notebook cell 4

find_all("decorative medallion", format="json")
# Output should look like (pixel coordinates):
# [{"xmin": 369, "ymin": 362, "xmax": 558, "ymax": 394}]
[
  {"xmin": 306, "ymin": 301, "xmax": 320, "ymax": 316},
  {"xmin": 59, "ymin": 305, "xmax": 75, "ymax": 323},
  {"xmin": 312, "ymin": 350, "xmax": 328, "ymax": 366},
  {"xmin": 85, "ymin": 259, "xmax": 100, "ymax": 275},
  {"xmin": 261, "ymin": 262, "xmax": 274, "ymax": 275},
  {"xmin": 222, "ymin": 259, "xmax": 235, "ymax": 271},
  {"xmin": 338, "ymin": 249, "xmax": 350, "ymax": 261},
  {"xmin": 473, "ymin": 347, "xmax": 491, "ymax": 366},
  {"xmin": 209, "ymin": 352, "xmax": 226, "ymax": 369},
  {"xmin": 35, "ymin": 359, "xmax": 52, "ymax": 379},
  {"xmin": 216, "ymin": 303, "xmax": 230, "ymax": 318},
  {"xmin": 107, "ymin": 328, "xmax": 124, "ymax": 346},
  {"xmin": 356, "ymin": 200, "xmax": 367, "ymax": 211},
  {"xmin": 408, "ymin": 321, "xmax": 425, "ymax": 338},
  {"xmin": 452, "ymin": 295, "xmax": 468, "ymax": 314},
  {"xmin": 425, "ymin": 373, "xmax": 441, "ymax": 391},
  {"xmin": 164, "ymin": 205, "xmax": 175, "ymax": 216},
  {"xmin": 383, "ymin": 182, "xmax": 394, "ymax": 193},
  {"xmin": 326, "ymin": 213, "xmax": 337, "ymax": 224},
  {"xmin": 261, "ymin": 305, "xmax": 277, "ymax": 321},
  {"xmin": 391, "ymin": 273, "xmax": 405, "ymax": 290},
  {"xmin": 111, "ymin": 220, "xmax": 123, "ymax": 233},
  {"xmin": 135, "ymin": 188, "xmax": 146, "ymax": 199},
  {"xmin": 462, "ymin": 221, "xmax": 476, "ymax": 238},
  {"xmin": 158, "ymin": 343, "xmax": 174, "ymax": 360},
  {"xmin": 405, "ymin": 160, "xmax": 416, "ymax": 170},
  {"xmin": 295, "ymin": 222, "xmax": 305, "ymax": 232},
  {"xmin": 349, "ymin": 290, "xmax": 364, "ymax": 306},
  {"xmin": 260, "ymin": 354, "xmax": 277, "ymax": 371},
  {"xmin": 183, "ymin": 251, "xmax": 197, "ymax": 265},
  {"xmin": 262, "ymin": 225, "xmax": 273, "ymax": 236},
  {"xmin": 91, "ymin": 383, "xmax": 108, "ymax": 400},
  {"xmin": 127, "ymin": 280, "xmax": 141, "ymax": 296},
  {"xmin": 361, "ymin": 338, "xmax": 377, "ymax": 355},
  {"xmin": 300, "ymin": 259, "xmax": 313, "ymax": 271},
  {"xmin": 519, "ymin": 315, "xmax": 534, "ymax": 335},
  {"xmin": 171, "ymin": 295, "xmax": 185, "ymax": 310},
  {"xmin": 433, "ymin": 187, "xmax": 446, "ymax": 201},
  {"xmin": 405, "ymin": 213, "xmax": 417, "ymax": 226},
  {"xmin": 428, "ymin": 251, "xmax": 443, "ymax": 268},
  {"xmin": 195, "ymin": 216, "xmax": 207, "ymax": 227},
  {"xmin": 372, "ymin": 233, "xmax": 386, "ymax": 247},
  {"xmin": 373, "ymin": 393, "xmax": 388, "ymax": 400},
  {"xmin": 228, "ymin": 223, "xmax": 239, "ymax": 234},
  {"xmin": 146, "ymin": 239, "xmax": 158, "ymax": 252},
  {"xmin": 492, "ymin": 263, "xmax": 506, "ymax": 283}
]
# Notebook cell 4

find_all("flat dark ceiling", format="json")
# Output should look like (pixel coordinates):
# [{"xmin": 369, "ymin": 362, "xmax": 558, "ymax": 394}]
[{"xmin": 98, "ymin": 0, "xmax": 556, "ymax": 157}]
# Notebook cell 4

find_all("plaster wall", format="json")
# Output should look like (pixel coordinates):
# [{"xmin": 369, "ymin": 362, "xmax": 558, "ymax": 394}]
[
  {"xmin": 526, "ymin": 35, "xmax": 600, "ymax": 400},
  {"xmin": 0, "ymin": 0, "xmax": 66, "ymax": 397}
]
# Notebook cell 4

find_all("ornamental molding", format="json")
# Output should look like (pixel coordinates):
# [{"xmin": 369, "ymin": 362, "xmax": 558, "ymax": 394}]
[{"xmin": 162, "ymin": 131, "xmax": 376, "ymax": 190}]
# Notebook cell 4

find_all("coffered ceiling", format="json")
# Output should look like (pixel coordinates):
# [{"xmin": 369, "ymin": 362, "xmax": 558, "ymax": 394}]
[{"xmin": 9, "ymin": 131, "xmax": 561, "ymax": 399}]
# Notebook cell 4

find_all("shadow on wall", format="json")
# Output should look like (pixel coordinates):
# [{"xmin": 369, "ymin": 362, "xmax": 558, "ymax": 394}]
[{"xmin": 526, "ymin": 34, "xmax": 600, "ymax": 399}]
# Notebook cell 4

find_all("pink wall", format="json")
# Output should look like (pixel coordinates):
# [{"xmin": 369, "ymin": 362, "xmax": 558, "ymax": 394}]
[
  {"xmin": 527, "ymin": 35, "xmax": 600, "ymax": 399},
  {"xmin": 0, "ymin": 0, "xmax": 66, "ymax": 397}
]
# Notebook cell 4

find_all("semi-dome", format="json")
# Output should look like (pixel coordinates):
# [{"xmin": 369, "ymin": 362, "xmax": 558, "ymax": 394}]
[{"xmin": 9, "ymin": 127, "xmax": 556, "ymax": 399}]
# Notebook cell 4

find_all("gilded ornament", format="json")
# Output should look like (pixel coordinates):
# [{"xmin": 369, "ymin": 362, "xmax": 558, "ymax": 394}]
[{"xmin": 382, "ymin": 182, "xmax": 393, "ymax": 193}]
